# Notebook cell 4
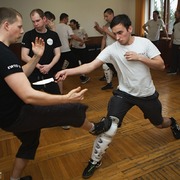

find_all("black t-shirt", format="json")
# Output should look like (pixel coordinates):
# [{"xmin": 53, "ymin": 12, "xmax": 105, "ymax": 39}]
[
  {"xmin": 22, "ymin": 29, "xmax": 61, "ymax": 75},
  {"xmin": 0, "ymin": 42, "xmax": 24, "ymax": 128}
]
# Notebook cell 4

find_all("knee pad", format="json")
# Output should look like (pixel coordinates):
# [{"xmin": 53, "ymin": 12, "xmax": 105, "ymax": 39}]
[
  {"xmin": 91, "ymin": 116, "xmax": 119, "ymax": 162},
  {"xmin": 102, "ymin": 64, "xmax": 109, "ymax": 71},
  {"xmin": 102, "ymin": 64, "xmax": 113, "ymax": 83}
]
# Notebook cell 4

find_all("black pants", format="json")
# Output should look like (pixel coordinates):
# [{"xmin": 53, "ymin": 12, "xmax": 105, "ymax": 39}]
[
  {"xmin": 3, "ymin": 103, "xmax": 88, "ymax": 159},
  {"xmin": 107, "ymin": 90, "xmax": 163, "ymax": 127},
  {"xmin": 169, "ymin": 44, "xmax": 180, "ymax": 72}
]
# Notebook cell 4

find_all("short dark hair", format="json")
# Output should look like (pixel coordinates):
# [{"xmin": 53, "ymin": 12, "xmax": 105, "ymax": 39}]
[
  {"xmin": 30, "ymin": 9, "xmax": 44, "ymax": 19},
  {"xmin": 153, "ymin": 10, "xmax": 159, "ymax": 15},
  {"xmin": 59, "ymin": 13, "xmax": 68, "ymax": 21},
  {"xmin": 44, "ymin": 11, "xmax": 55, "ymax": 21},
  {"xmin": 104, "ymin": 8, "xmax": 114, "ymax": 15},
  {"xmin": 0, "ymin": 7, "xmax": 22, "ymax": 25},
  {"xmin": 70, "ymin": 19, "xmax": 80, "ymax": 29},
  {"xmin": 110, "ymin": 14, "xmax": 131, "ymax": 30}
]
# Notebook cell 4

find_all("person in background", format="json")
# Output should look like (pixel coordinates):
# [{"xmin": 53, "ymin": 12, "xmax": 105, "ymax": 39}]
[
  {"xmin": 56, "ymin": 13, "xmax": 89, "ymax": 130},
  {"xmin": 69, "ymin": 19, "xmax": 90, "ymax": 84},
  {"xmin": 142, "ymin": 10, "xmax": 168, "ymax": 47},
  {"xmin": 21, "ymin": 9, "xmax": 61, "ymax": 95},
  {"xmin": 167, "ymin": 9, "xmax": 180, "ymax": 75},
  {"xmin": 0, "ymin": 7, "xmax": 112, "ymax": 180},
  {"xmin": 44, "ymin": 10, "xmax": 64, "ymax": 95},
  {"xmin": 56, "ymin": 14, "xmax": 180, "ymax": 179},
  {"xmin": 56, "ymin": 13, "xmax": 85, "ymax": 70},
  {"xmin": 44, "ymin": 11, "xmax": 56, "ymax": 31},
  {"xmin": 94, "ymin": 8, "xmax": 117, "ymax": 90}
]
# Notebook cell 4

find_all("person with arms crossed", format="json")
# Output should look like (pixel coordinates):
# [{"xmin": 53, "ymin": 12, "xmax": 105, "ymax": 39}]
[
  {"xmin": 56, "ymin": 14, "xmax": 180, "ymax": 179},
  {"xmin": 21, "ymin": 9, "xmax": 61, "ymax": 95},
  {"xmin": 69, "ymin": 19, "xmax": 90, "ymax": 84},
  {"xmin": 0, "ymin": 7, "xmax": 112, "ymax": 180},
  {"xmin": 56, "ymin": 13, "xmax": 85, "ymax": 70}
]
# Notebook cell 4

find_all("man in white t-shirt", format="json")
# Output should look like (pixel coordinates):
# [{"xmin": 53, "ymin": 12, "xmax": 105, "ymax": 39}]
[
  {"xmin": 56, "ymin": 13, "xmax": 88, "ymax": 130},
  {"xmin": 56, "ymin": 14, "xmax": 180, "ymax": 179},
  {"xmin": 143, "ymin": 10, "xmax": 168, "ymax": 47},
  {"xmin": 167, "ymin": 10, "xmax": 180, "ymax": 74},
  {"xmin": 94, "ymin": 8, "xmax": 117, "ymax": 90},
  {"xmin": 56, "ymin": 13, "xmax": 84, "ymax": 69}
]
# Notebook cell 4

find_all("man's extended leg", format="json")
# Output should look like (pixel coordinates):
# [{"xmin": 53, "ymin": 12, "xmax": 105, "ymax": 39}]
[{"xmin": 82, "ymin": 116, "xmax": 119, "ymax": 179}]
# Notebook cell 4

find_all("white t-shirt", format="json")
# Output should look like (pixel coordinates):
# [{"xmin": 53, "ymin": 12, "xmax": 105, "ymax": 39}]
[
  {"xmin": 71, "ymin": 27, "xmax": 87, "ymax": 49},
  {"xmin": 106, "ymin": 26, "xmax": 116, "ymax": 46},
  {"xmin": 56, "ymin": 23, "xmax": 74, "ymax": 52},
  {"xmin": 97, "ymin": 37, "xmax": 161, "ymax": 97},
  {"xmin": 173, "ymin": 22, "xmax": 180, "ymax": 45},
  {"xmin": 145, "ymin": 19, "xmax": 165, "ymax": 41}
]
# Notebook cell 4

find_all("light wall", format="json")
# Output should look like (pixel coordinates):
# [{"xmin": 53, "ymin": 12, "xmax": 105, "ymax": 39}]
[{"xmin": 1, "ymin": 0, "xmax": 136, "ymax": 37}]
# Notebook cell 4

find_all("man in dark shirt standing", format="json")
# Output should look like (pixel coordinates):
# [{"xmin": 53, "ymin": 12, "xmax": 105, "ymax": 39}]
[
  {"xmin": 21, "ymin": 9, "xmax": 61, "ymax": 94},
  {"xmin": 0, "ymin": 7, "xmax": 112, "ymax": 180}
]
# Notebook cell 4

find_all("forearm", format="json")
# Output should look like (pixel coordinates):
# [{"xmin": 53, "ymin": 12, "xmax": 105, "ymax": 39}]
[
  {"xmin": 138, "ymin": 55, "xmax": 165, "ymax": 70},
  {"xmin": 72, "ymin": 34, "xmax": 84, "ymax": 43},
  {"xmin": 24, "ymin": 89, "xmax": 71, "ymax": 105},
  {"xmin": 22, "ymin": 55, "xmax": 41, "ymax": 76},
  {"xmin": 48, "ymin": 54, "xmax": 60, "ymax": 69},
  {"xmin": 105, "ymin": 30, "xmax": 116, "ymax": 40},
  {"xmin": 66, "ymin": 63, "xmax": 93, "ymax": 75}
]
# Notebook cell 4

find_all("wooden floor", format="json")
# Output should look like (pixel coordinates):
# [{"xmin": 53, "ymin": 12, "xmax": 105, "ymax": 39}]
[{"xmin": 0, "ymin": 68, "xmax": 180, "ymax": 180}]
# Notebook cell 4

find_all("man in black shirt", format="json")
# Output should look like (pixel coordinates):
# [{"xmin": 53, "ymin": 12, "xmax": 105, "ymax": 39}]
[
  {"xmin": 0, "ymin": 7, "xmax": 112, "ymax": 180},
  {"xmin": 21, "ymin": 9, "xmax": 61, "ymax": 94}
]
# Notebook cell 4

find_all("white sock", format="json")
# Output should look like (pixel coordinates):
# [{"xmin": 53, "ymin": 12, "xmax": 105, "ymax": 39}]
[{"xmin": 89, "ymin": 123, "xmax": 95, "ymax": 132}]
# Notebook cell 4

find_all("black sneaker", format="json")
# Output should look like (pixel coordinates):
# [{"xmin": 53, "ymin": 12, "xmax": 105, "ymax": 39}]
[
  {"xmin": 80, "ymin": 76, "xmax": 90, "ymax": 84},
  {"xmin": 90, "ymin": 117, "xmax": 112, "ymax": 135},
  {"xmin": 101, "ymin": 83, "xmax": 113, "ymax": 90},
  {"xmin": 99, "ymin": 76, "xmax": 106, "ymax": 81},
  {"xmin": 20, "ymin": 176, "xmax": 32, "ymax": 180},
  {"xmin": 82, "ymin": 159, "xmax": 102, "ymax": 179},
  {"xmin": 170, "ymin": 117, "xmax": 180, "ymax": 139}
]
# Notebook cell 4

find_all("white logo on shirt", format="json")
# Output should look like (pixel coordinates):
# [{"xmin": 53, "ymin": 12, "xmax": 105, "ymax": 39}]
[
  {"xmin": 7, "ymin": 64, "xmax": 21, "ymax": 69},
  {"xmin": 47, "ymin": 38, "xmax": 53, "ymax": 45}
]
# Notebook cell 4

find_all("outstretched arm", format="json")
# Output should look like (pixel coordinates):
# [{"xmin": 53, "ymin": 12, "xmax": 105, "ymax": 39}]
[{"xmin": 55, "ymin": 59, "xmax": 103, "ymax": 81}]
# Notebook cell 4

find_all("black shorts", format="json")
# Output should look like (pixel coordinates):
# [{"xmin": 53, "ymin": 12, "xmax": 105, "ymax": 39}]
[
  {"xmin": 3, "ymin": 103, "xmax": 88, "ymax": 159},
  {"xmin": 107, "ymin": 89, "xmax": 163, "ymax": 127}
]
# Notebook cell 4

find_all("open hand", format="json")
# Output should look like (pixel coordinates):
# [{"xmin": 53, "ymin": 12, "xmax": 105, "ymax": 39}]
[
  {"xmin": 66, "ymin": 87, "xmax": 88, "ymax": 102},
  {"xmin": 32, "ymin": 37, "xmax": 45, "ymax": 58}
]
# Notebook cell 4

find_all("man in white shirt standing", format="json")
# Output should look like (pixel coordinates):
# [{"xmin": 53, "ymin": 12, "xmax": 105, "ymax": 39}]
[
  {"xmin": 167, "ymin": 10, "xmax": 180, "ymax": 75},
  {"xmin": 56, "ymin": 13, "xmax": 88, "ymax": 130},
  {"xmin": 143, "ymin": 10, "xmax": 168, "ymax": 47},
  {"xmin": 56, "ymin": 13, "xmax": 85, "ymax": 69}
]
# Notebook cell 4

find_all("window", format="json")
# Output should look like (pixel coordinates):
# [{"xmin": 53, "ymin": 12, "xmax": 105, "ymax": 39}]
[{"xmin": 149, "ymin": 0, "xmax": 178, "ymax": 34}]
